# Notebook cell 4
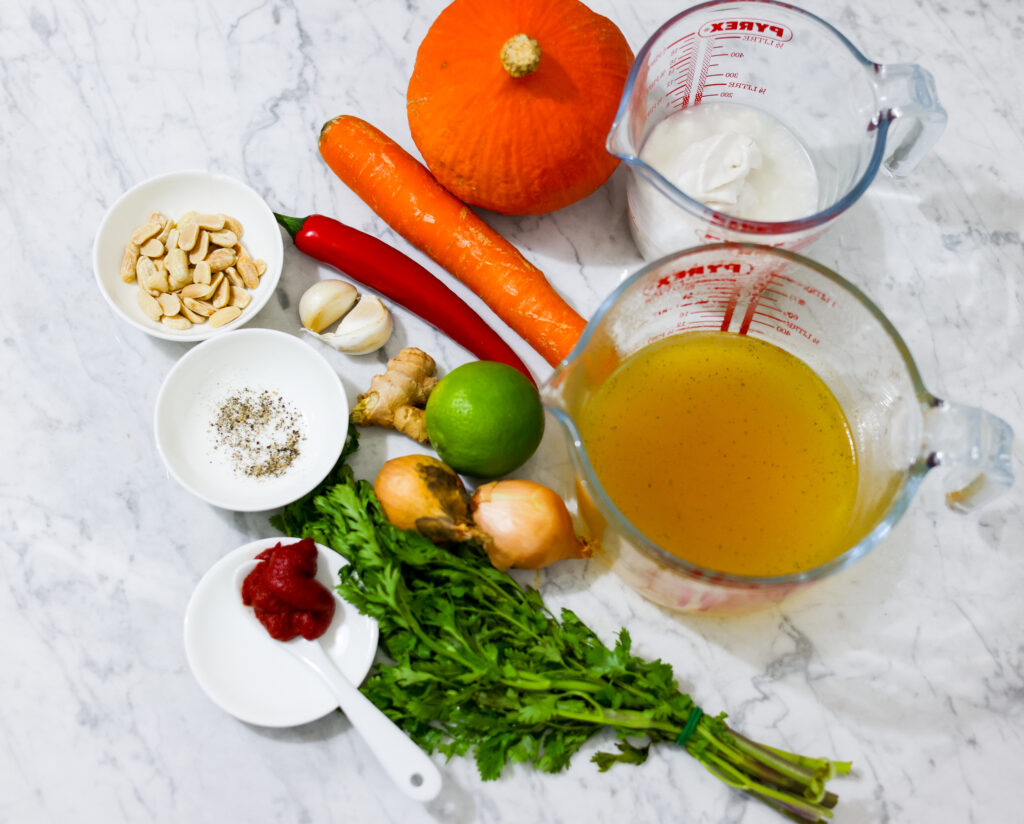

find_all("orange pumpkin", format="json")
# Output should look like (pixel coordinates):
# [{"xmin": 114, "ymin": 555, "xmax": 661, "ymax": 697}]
[{"xmin": 407, "ymin": 0, "xmax": 634, "ymax": 216}]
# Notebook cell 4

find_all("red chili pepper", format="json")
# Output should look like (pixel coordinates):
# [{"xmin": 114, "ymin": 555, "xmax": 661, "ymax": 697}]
[{"xmin": 275, "ymin": 213, "xmax": 535, "ymax": 384}]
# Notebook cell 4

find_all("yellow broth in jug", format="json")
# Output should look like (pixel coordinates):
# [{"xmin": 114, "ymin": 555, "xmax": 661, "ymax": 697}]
[{"xmin": 578, "ymin": 331, "xmax": 857, "ymax": 577}]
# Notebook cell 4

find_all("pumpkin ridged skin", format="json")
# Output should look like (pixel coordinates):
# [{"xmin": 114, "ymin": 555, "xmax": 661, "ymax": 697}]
[{"xmin": 407, "ymin": 0, "xmax": 634, "ymax": 216}]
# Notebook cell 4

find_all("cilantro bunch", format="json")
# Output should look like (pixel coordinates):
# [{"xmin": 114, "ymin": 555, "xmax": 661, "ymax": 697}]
[{"xmin": 271, "ymin": 436, "xmax": 849, "ymax": 822}]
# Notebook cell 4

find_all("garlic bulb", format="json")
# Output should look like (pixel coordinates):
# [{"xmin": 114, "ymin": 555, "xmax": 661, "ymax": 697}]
[
  {"xmin": 307, "ymin": 295, "xmax": 393, "ymax": 354},
  {"xmin": 299, "ymin": 279, "xmax": 358, "ymax": 333}
]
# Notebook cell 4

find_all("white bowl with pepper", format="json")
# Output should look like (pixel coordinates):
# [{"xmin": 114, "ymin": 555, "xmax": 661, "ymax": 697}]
[
  {"xmin": 154, "ymin": 328, "xmax": 348, "ymax": 511},
  {"xmin": 93, "ymin": 170, "xmax": 283, "ymax": 341}
]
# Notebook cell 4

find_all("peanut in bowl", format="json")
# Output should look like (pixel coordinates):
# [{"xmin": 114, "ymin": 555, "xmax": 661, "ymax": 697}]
[{"xmin": 93, "ymin": 170, "xmax": 283, "ymax": 342}]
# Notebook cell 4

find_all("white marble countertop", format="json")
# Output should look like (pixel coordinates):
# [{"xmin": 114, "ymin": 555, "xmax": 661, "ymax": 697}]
[{"xmin": 3, "ymin": 0, "xmax": 1023, "ymax": 821}]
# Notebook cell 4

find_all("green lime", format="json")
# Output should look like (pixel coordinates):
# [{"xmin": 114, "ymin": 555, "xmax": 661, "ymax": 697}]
[{"xmin": 425, "ymin": 361, "xmax": 544, "ymax": 478}]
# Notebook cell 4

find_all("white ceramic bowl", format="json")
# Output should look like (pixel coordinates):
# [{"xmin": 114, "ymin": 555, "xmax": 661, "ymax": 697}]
[
  {"xmin": 93, "ymin": 170, "xmax": 283, "ymax": 341},
  {"xmin": 184, "ymin": 537, "xmax": 379, "ymax": 728},
  {"xmin": 154, "ymin": 328, "xmax": 348, "ymax": 511}
]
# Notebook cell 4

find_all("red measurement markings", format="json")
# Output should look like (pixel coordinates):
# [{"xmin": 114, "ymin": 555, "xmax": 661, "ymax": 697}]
[
  {"xmin": 718, "ymin": 278, "xmax": 746, "ymax": 332},
  {"xmin": 652, "ymin": 300, "xmax": 732, "ymax": 317},
  {"xmin": 648, "ymin": 319, "xmax": 724, "ymax": 343},
  {"xmin": 765, "ymin": 273, "xmax": 834, "ymax": 307},
  {"xmin": 740, "ymin": 274, "xmax": 786, "ymax": 334},
  {"xmin": 693, "ymin": 40, "xmax": 722, "ymax": 105},
  {"xmin": 697, "ymin": 42, "xmax": 732, "ymax": 100},
  {"xmin": 666, "ymin": 33, "xmax": 697, "ymax": 109},
  {"xmin": 746, "ymin": 275, "xmax": 820, "ymax": 342},
  {"xmin": 660, "ymin": 281, "xmax": 737, "ymax": 331},
  {"xmin": 665, "ymin": 32, "xmax": 695, "ymax": 49},
  {"xmin": 669, "ymin": 50, "xmax": 697, "ymax": 106},
  {"xmin": 670, "ymin": 43, "xmax": 697, "ymax": 65},
  {"xmin": 749, "ymin": 308, "xmax": 786, "ymax": 324},
  {"xmin": 749, "ymin": 315, "xmax": 820, "ymax": 343},
  {"xmin": 738, "ymin": 291, "xmax": 764, "ymax": 334}
]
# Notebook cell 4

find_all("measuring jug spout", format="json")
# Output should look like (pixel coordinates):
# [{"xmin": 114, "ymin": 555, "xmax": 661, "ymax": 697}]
[
  {"xmin": 923, "ymin": 398, "xmax": 1014, "ymax": 513},
  {"xmin": 605, "ymin": 110, "xmax": 636, "ymax": 163},
  {"xmin": 538, "ymin": 361, "xmax": 573, "ymax": 415}
]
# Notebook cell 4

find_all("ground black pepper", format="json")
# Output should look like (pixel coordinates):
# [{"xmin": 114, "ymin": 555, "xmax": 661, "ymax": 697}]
[{"xmin": 210, "ymin": 388, "xmax": 306, "ymax": 478}]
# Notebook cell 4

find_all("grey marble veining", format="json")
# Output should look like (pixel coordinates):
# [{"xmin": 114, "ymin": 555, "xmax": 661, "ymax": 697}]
[{"xmin": 2, "ymin": 1, "xmax": 1023, "ymax": 822}]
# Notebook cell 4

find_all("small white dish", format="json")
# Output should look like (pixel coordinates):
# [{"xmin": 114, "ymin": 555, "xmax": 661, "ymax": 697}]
[
  {"xmin": 93, "ymin": 170, "xmax": 283, "ymax": 341},
  {"xmin": 184, "ymin": 538, "xmax": 379, "ymax": 728},
  {"xmin": 154, "ymin": 328, "xmax": 348, "ymax": 511}
]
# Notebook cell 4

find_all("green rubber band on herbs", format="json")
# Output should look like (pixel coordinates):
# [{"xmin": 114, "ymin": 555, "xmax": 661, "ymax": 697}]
[{"xmin": 676, "ymin": 707, "xmax": 704, "ymax": 749}]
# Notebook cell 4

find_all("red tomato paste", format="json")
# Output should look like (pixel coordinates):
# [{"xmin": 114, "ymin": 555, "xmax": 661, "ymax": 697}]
[{"xmin": 241, "ymin": 538, "xmax": 336, "ymax": 641}]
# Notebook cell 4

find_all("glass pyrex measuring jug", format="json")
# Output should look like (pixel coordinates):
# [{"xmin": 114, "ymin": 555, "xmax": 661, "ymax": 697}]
[
  {"xmin": 540, "ymin": 244, "xmax": 1013, "ymax": 613},
  {"xmin": 608, "ymin": 0, "xmax": 947, "ymax": 260}
]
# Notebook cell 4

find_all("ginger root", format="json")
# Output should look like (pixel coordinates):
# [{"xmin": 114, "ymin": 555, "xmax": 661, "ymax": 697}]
[{"xmin": 351, "ymin": 347, "xmax": 439, "ymax": 443}]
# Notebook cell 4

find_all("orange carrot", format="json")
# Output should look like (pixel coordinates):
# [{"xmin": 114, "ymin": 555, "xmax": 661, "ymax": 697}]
[{"xmin": 318, "ymin": 115, "xmax": 586, "ymax": 367}]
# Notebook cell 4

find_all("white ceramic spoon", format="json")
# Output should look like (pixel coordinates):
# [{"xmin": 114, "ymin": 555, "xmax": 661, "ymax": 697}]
[{"xmin": 235, "ymin": 561, "xmax": 442, "ymax": 802}]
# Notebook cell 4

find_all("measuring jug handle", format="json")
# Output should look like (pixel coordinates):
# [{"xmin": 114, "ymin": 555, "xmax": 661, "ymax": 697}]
[
  {"xmin": 923, "ymin": 398, "xmax": 1014, "ymax": 513},
  {"xmin": 872, "ymin": 63, "xmax": 947, "ymax": 177}
]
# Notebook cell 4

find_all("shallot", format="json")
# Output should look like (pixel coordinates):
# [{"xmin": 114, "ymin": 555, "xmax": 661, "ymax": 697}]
[
  {"xmin": 373, "ymin": 454, "xmax": 475, "ymax": 543},
  {"xmin": 373, "ymin": 458, "xmax": 591, "ymax": 571},
  {"xmin": 471, "ymin": 480, "xmax": 591, "ymax": 571}
]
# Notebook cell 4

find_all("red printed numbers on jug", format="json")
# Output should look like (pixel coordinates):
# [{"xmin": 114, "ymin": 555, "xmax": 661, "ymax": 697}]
[{"xmin": 699, "ymin": 19, "xmax": 793, "ymax": 42}]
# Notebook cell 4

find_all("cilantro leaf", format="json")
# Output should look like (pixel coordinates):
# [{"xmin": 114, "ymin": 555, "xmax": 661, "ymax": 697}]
[{"xmin": 271, "ymin": 434, "xmax": 850, "ymax": 821}]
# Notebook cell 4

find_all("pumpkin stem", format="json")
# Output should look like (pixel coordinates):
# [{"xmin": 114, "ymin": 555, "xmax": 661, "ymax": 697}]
[{"xmin": 501, "ymin": 34, "xmax": 541, "ymax": 78}]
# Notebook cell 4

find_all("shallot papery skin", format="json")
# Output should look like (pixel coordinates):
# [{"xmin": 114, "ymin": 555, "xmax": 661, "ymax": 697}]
[
  {"xmin": 374, "ymin": 454, "xmax": 475, "ymax": 542},
  {"xmin": 470, "ymin": 480, "xmax": 591, "ymax": 571}
]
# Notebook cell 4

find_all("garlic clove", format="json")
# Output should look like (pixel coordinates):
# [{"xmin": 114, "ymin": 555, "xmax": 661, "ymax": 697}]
[
  {"xmin": 299, "ymin": 279, "xmax": 359, "ymax": 333},
  {"xmin": 308, "ymin": 295, "xmax": 393, "ymax": 355}
]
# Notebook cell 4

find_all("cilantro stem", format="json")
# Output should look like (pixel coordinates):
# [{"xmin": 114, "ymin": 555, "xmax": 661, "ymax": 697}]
[
  {"xmin": 552, "ymin": 706, "xmax": 681, "ymax": 735},
  {"xmin": 698, "ymin": 749, "xmax": 834, "ymax": 822},
  {"xmin": 270, "ymin": 447, "xmax": 851, "ymax": 821}
]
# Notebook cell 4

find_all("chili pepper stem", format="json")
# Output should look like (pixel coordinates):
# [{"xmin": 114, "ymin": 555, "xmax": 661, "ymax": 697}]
[{"xmin": 274, "ymin": 212, "xmax": 307, "ymax": 241}]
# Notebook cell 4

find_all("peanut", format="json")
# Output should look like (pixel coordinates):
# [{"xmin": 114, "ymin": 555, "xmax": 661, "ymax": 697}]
[
  {"xmin": 222, "ymin": 215, "xmax": 243, "ymax": 238},
  {"xmin": 179, "ymin": 301, "xmax": 207, "ymax": 324},
  {"xmin": 193, "ymin": 260, "xmax": 212, "ymax": 285},
  {"xmin": 211, "ymin": 277, "xmax": 230, "ymax": 309},
  {"xmin": 189, "ymin": 230, "xmax": 209, "ymax": 265},
  {"xmin": 209, "ymin": 305, "xmax": 242, "ymax": 328},
  {"xmin": 161, "ymin": 315, "xmax": 192, "ymax": 331},
  {"xmin": 124, "ymin": 210, "xmax": 264, "ymax": 331},
  {"xmin": 183, "ymin": 296, "xmax": 216, "ymax": 317},
  {"xmin": 177, "ymin": 221, "xmax": 199, "ymax": 252},
  {"xmin": 158, "ymin": 293, "xmax": 181, "ymax": 316},
  {"xmin": 155, "ymin": 215, "xmax": 173, "ymax": 245},
  {"xmin": 166, "ymin": 248, "xmax": 191, "ymax": 291},
  {"xmin": 229, "ymin": 285, "xmax": 252, "ymax": 308},
  {"xmin": 120, "ymin": 243, "xmax": 140, "ymax": 283},
  {"xmin": 137, "ymin": 289, "xmax": 163, "ymax": 321},
  {"xmin": 237, "ymin": 257, "xmax": 259, "ymax": 289},
  {"xmin": 209, "ymin": 229, "xmax": 237, "ymax": 247},
  {"xmin": 180, "ymin": 282, "xmax": 214, "ymax": 300},
  {"xmin": 195, "ymin": 214, "xmax": 225, "ymax": 231},
  {"xmin": 130, "ymin": 220, "xmax": 163, "ymax": 246},
  {"xmin": 206, "ymin": 248, "xmax": 235, "ymax": 272},
  {"xmin": 140, "ymin": 238, "xmax": 164, "ymax": 258}
]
